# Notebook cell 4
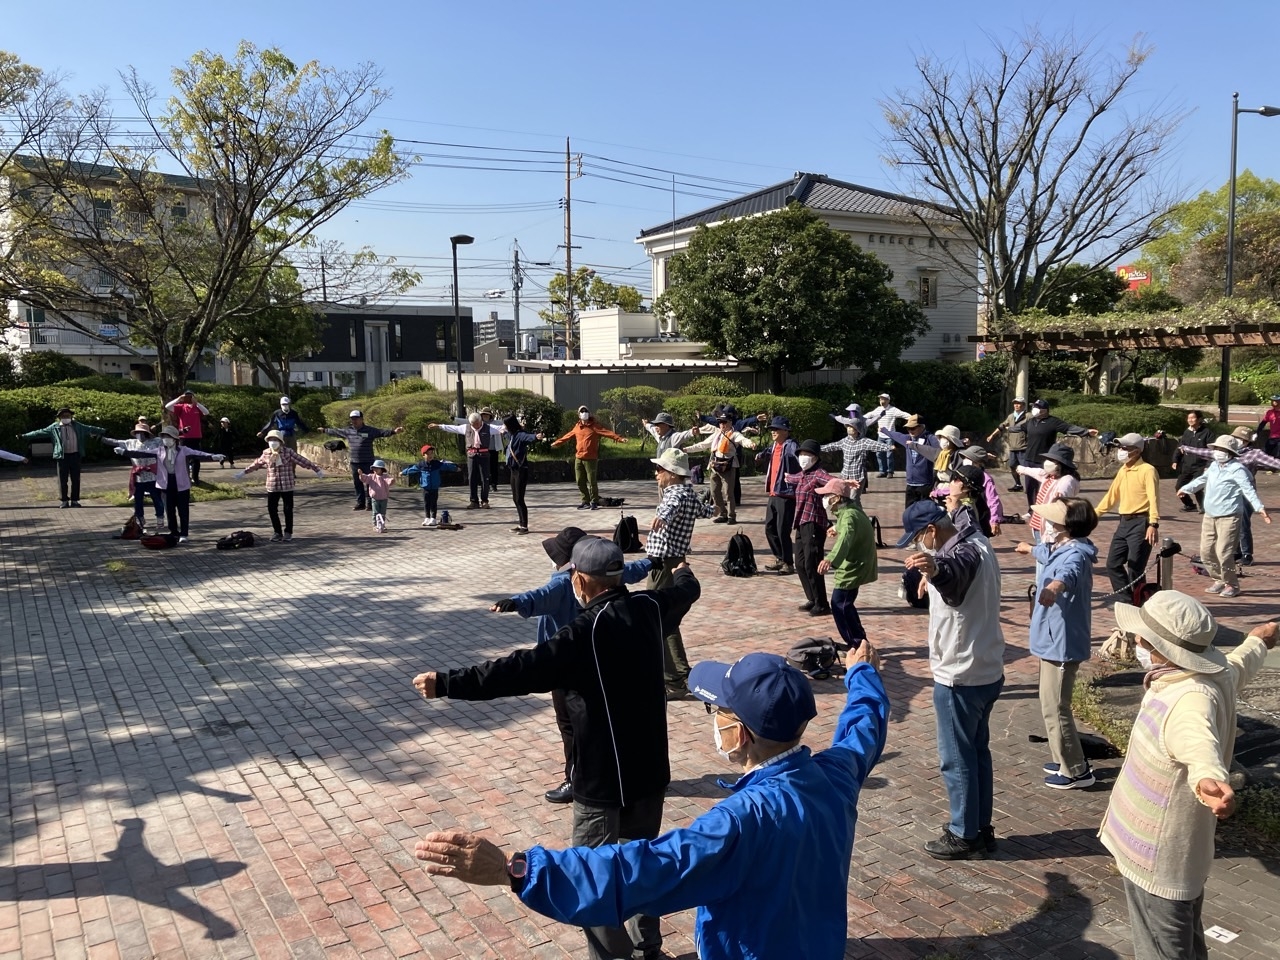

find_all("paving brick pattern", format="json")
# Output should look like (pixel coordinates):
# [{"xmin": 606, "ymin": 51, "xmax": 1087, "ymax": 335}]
[{"xmin": 1, "ymin": 463, "xmax": 1277, "ymax": 959}]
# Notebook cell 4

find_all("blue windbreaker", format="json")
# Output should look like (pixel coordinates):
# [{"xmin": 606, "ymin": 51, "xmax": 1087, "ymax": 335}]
[
  {"xmin": 400, "ymin": 458, "xmax": 459, "ymax": 491},
  {"xmin": 1030, "ymin": 537, "xmax": 1097, "ymax": 663},
  {"xmin": 512, "ymin": 560, "xmax": 653, "ymax": 644},
  {"xmin": 518, "ymin": 664, "xmax": 890, "ymax": 960}
]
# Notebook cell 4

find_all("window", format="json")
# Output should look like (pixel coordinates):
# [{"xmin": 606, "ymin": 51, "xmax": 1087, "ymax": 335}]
[
  {"xmin": 928, "ymin": 237, "xmax": 936, "ymax": 248},
  {"xmin": 868, "ymin": 234, "xmax": 876, "ymax": 244},
  {"xmin": 879, "ymin": 235, "xmax": 886, "ymax": 244},
  {"xmin": 392, "ymin": 321, "xmax": 403, "ymax": 360},
  {"xmin": 349, "ymin": 320, "xmax": 358, "ymax": 359},
  {"xmin": 435, "ymin": 321, "xmax": 450, "ymax": 358},
  {"xmin": 93, "ymin": 198, "xmax": 112, "ymax": 227},
  {"xmin": 25, "ymin": 306, "xmax": 45, "ymax": 326},
  {"xmin": 907, "ymin": 237, "xmax": 914, "ymax": 246},
  {"xmin": 170, "ymin": 202, "xmax": 187, "ymax": 222},
  {"xmin": 919, "ymin": 277, "xmax": 938, "ymax": 308}
]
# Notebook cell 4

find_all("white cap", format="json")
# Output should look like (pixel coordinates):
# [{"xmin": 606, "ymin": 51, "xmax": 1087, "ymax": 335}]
[
  {"xmin": 280, "ymin": 396, "xmax": 291, "ymax": 405},
  {"xmin": 220, "ymin": 417, "xmax": 230, "ymax": 423},
  {"xmin": 349, "ymin": 409, "xmax": 363, "ymax": 418},
  {"xmin": 878, "ymin": 392, "xmax": 891, "ymax": 400}
]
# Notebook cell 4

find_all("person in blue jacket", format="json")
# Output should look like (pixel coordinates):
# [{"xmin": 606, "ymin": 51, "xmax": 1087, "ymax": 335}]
[
  {"xmin": 257, "ymin": 397, "xmax": 310, "ymax": 450},
  {"xmin": 399, "ymin": 444, "xmax": 459, "ymax": 527},
  {"xmin": 489, "ymin": 526, "xmax": 651, "ymax": 803},
  {"xmin": 414, "ymin": 644, "xmax": 889, "ymax": 960},
  {"xmin": 1017, "ymin": 496, "xmax": 1099, "ymax": 791},
  {"xmin": 885, "ymin": 413, "xmax": 941, "ymax": 508}
]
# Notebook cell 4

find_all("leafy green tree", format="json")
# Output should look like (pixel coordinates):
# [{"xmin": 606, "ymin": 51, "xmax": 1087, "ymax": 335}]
[
  {"xmin": 1140, "ymin": 172, "xmax": 1280, "ymax": 287},
  {"xmin": 1, "ymin": 42, "xmax": 414, "ymax": 403},
  {"xmin": 219, "ymin": 265, "xmax": 325, "ymax": 393},
  {"xmin": 655, "ymin": 206, "xmax": 928, "ymax": 394},
  {"xmin": 538, "ymin": 267, "xmax": 645, "ymax": 339},
  {"xmin": 17, "ymin": 352, "xmax": 95, "ymax": 386},
  {"xmin": 1037, "ymin": 264, "xmax": 1128, "ymax": 316},
  {"xmin": 1170, "ymin": 209, "xmax": 1280, "ymax": 304}
]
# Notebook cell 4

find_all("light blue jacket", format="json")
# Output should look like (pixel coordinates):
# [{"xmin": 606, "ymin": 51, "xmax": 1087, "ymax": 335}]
[
  {"xmin": 400, "ymin": 458, "xmax": 459, "ymax": 491},
  {"xmin": 517, "ymin": 664, "xmax": 890, "ymax": 960},
  {"xmin": 1030, "ymin": 537, "xmax": 1097, "ymax": 663},
  {"xmin": 1178, "ymin": 458, "xmax": 1265, "ymax": 518},
  {"xmin": 512, "ymin": 560, "xmax": 653, "ymax": 644}
]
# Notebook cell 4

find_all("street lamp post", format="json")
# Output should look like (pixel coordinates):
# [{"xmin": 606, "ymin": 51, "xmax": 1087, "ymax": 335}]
[
  {"xmin": 1219, "ymin": 93, "xmax": 1280, "ymax": 423},
  {"xmin": 449, "ymin": 234, "xmax": 474, "ymax": 425}
]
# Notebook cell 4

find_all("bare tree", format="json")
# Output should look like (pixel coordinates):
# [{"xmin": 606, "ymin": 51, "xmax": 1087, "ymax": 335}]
[
  {"xmin": 880, "ymin": 28, "xmax": 1183, "ymax": 333},
  {"xmin": 1, "ymin": 43, "xmax": 415, "ymax": 401}
]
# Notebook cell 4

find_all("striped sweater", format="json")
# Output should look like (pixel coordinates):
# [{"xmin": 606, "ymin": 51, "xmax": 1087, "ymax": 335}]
[{"xmin": 1099, "ymin": 637, "xmax": 1267, "ymax": 900}]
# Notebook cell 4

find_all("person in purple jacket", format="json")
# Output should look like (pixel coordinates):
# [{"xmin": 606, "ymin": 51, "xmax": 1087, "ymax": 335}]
[{"xmin": 119, "ymin": 426, "xmax": 224, "ymax": 542}]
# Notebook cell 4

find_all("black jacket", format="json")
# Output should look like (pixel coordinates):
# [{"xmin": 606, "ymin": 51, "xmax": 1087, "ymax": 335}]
[
  {"xmin": 1175, "ymin": 425, "xmax": 1214, "ymax": 479},
  {"xmin": 440, "ymin": 568, "xmax": 702, "ymax": 807},
  {"xmin": 1015, "ymin": 415, "xmax": 1091, "ymax": 465}
]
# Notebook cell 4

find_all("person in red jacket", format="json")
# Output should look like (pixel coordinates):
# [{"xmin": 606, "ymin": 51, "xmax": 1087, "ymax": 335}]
[
  {"xmin": 551, "ymin": 406, "xmax": 628, "ymax": 509},
  {"xmin": 165, "ymin": 390, "xmax": 209, "ymax": 482}
]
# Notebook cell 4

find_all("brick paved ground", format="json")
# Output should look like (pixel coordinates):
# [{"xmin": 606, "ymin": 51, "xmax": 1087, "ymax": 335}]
[{"xmin": 1, "ymin": 460, "xmax": 1278, "ymax": 959}]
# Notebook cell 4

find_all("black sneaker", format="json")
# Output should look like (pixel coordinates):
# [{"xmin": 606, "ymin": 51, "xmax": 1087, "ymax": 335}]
[
  {"xmin": 269, "ymin": 534, "xmax": 283, "ymax": 543},
  {"xmin": 981, "ymin": 825, "xmax": 997, "ymax": 853},
  {"xmin": 924, "ymin": 828, "xmax": 988, "ymax": 860},
  {"xmin": 713, "ymin": 516, "xmax": 729, "ymax": 524},
  {"xmin": 1008, "ymin": 485, "xmax": 1023, "ymax": 493},
  {"xmin": 544, "ymin": 780, "xmax": 573, "ymax": 804},
  {"xmin": 797, "ymin": 601, "xmax": 815, "ymax": 612},
  {"xmin": 1239, "ymin": 554, "xmax": 1254, "ymax": 567},
  {"xmin": 809, "ymin": 607, "xmax": 832, "ymax": 617},
  {"xmin": 353, "ymin": 503, "xmax": 366, "ymax": 511}
]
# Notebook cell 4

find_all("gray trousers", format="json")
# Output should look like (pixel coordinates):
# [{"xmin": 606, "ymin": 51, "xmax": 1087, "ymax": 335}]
[
  {"xmin": 573, "ymin": 795, "xmax": 665, "ymax": 959},
  {"xmin": 647, "ymin": 556, "xmax": 690, "ymax": 689},
  {"xmin": 1038, "ymin": 659, "xmax": 1086, "ymax": 778},
  {"xmin": 1123, "ymin": 878, "xmax": 1207, "ymax": 960}
]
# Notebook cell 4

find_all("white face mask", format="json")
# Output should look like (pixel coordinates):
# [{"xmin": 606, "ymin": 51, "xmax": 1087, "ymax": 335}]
[
  {"xmin": 59, "ymin": 418, "xmax": 72, "ymax": 426},
  {"xmin": 939, "ymin": 438, "xmax": 952, "ymax": 450},
  {"xmin": 1212, "ymin": 451, "xmax": 1230, "ymax": 463},
  {"xmin": 1116, "ymin": 448, "xmax": 1132, "ymax": 464},
  {"xmin": 572, "ymin": 576, "xmax": 588, "ymax": 609},
  {"xmin": 1033, "ymin": 408, "xmax": 1046, "ymax": 418},
  {"xmin": 579, "ymin": 412, "xmax": 590, "ymax": 422},
  {"xmin": 163, "ymin": 438, "xmax": 176, "ymax": 448},
  {"xmin": 798, "ymin": 454, "xmax": 817, "ymax": 470},
  {"xmin": 281, "ymin": 404, "xmax": 290, "ymax": 411},
  {"xmin": 825, "ymin": 496, "xmax": 843, "ymax": 514},
  {"xmin": 268, "ymin": 440, "xmax": 282, "ymax": 451},
  {"xmin": 713, "ymin": 718, "xmax": 741, "ymax": 761},
  {"xmin": 1135, "ymin": 646, "xmax": 1152, "ymax": 669},
  {"xmin": 1043, "ymin": 460, "xmax": 1059, "ymax": 476}
]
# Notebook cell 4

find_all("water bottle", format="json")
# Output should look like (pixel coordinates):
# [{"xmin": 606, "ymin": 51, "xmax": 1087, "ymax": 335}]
[{"xmin": 440, "ymin": 509, "xmax": 450, "ymax": 525}]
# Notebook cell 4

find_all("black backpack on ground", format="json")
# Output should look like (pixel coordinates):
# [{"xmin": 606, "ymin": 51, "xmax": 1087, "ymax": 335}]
[
  {"xmin": 613, "ymin": 514, "xmax": 642, "ymax": 553},
  {"xmin": 720, "ymin": 529, "xmax": 757, "ymax": 578},
  {"xmin": 216, "ymin": 530, "xmax": 256, "ymax": 550},
  {"xmin": 786, "ymin": 637, "xmax": 841, "ymax": 680}
]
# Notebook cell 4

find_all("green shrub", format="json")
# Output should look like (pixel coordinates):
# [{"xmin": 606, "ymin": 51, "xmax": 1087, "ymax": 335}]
[
  {"xmin": 1172, "ymin": 380, "xmax": 1257, "ymax": 405},
  {"xmin": 374, "ymin": 377, "xmax": 436, "ymax": 396},
  {"xmin": 1053, "ymin": 401, "xmax": 1186, "ymax": 436},
  {"xmin": 598, "ymin": 386, "xmax": 669, "ymax": 432},
  {"xmin": 56, "ymin": 375, "xmax": 156, "ymax": 395},
  {"xmin": 1, "ymin": 387, "xmax": 166, "ymax": 459},
  {"xmin": 1244, "ymin": 373, "xmax": 1280, "ymax": 401},
  {"xmin": 17, "ymin": 353, "xmax": 96, "ymax": 386},
  {"xmin": 856, "ymin": 360, "xmax": 996, "ymax": 428},
  {"xmin": 1029, "ymin": 356, "xmax": 1087, "ymax": 393},
  {"xmin": 677, "ymin": 375, "xmax": 747, "ymax": 398},
  {"xmin": 660, "ymin": 395, "xmax": 728, "ymax": 431},
  {"xmin": 487, "ymin": 389, "xmax": 564, "ymax": 438},
  {"xmin": 782, "ymin": 382, "xmax": 856, "ymax": 409},
  {"xmin": 1113, "ymin": 381, "xmax": 1161, "ymax": 405}
]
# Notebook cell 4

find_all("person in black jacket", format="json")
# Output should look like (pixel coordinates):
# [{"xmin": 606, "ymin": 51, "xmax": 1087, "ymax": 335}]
[
  {"xmin": 1170, "ymin": 409, "xmax": 1213, "ymax": 513},
  {"xmin": 412, "ymin": 537, "xmax": 701, "ymax": 960},
  {"xmin": 1010, "ymin": 400, "xmax": 1098, "ymax": 509}
]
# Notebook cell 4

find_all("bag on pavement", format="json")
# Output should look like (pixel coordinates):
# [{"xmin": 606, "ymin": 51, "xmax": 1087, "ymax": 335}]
[
  {"xmin": 720, "ymin": 530, "xmax": 757, "ymax": 578},
  {"xmin": 786, "ymin": 636, "xmax": 841, "ymax": 680},
  {"xmin": 116, "ymin": 516, "xmax": 143, "ymax": 541},
  {"xmin": 613, "ymin": 514, "xmax": 643, "ymax": 553},
  {"xmin": 216, "ymin": 530, "xmax": 256, "ymax": 550},
  {"xmin": 140, "ymin": 534, "xmax": 179, "ymax": 550}
]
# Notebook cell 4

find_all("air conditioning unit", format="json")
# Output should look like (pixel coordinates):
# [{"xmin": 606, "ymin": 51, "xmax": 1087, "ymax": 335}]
[{"xmin": 658, "ymin": 314, "xmax": 678, "ymax": 335}]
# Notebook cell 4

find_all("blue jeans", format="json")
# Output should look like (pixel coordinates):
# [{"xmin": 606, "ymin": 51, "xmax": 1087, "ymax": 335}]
[
  {"xmin": 1238, "ymin": 501, "xmax": 1254, "ymax": 558},
  {"xmin": 933, "ymin": 677, "xmax": 1004, "ymax": 840},
  {"xmin": 831, "ymin": 587, "xmax": 865, "ymax": 649},
  {"xmin": 133, "ymin": 480, "xmax": 164, "ymax": 525},
  {"xmin": 876, "ymin": 448, "xmax": 893, "ymax": 474}
]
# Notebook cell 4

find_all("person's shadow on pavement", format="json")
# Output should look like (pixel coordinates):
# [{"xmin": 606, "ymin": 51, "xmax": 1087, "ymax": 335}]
[{"xmin": 0, "ymin": 817, "xmax": 246, "ymax": 940}]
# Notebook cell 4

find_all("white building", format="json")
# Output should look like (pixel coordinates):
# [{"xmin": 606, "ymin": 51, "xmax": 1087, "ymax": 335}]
[{"xmin": 636, "ymin": 172, "xmax": 979, "ymax": 364}]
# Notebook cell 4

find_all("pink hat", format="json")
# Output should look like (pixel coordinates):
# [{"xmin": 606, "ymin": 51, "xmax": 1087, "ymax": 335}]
[{"xmin": 815, "ymin": 477, "xmax": 855, "ymax": 497}]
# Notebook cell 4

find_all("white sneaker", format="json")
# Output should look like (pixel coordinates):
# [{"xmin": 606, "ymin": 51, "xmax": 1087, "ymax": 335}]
[
  {"xmin": 178, "ymin": 536, "xmax": 189, "ymax": 544},
  {"xmin": 426, "ymin": 517, "xmax": 438, "ymax": 527},
  {"xmin": 421, "ymin": 518, "xmax": 431, "ymax": 527}
]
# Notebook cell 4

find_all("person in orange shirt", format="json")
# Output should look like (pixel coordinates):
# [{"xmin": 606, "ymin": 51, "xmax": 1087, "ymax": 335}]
[{"xmin": 552, "ymin": 406, "xmax": 628, "ymax": 509}]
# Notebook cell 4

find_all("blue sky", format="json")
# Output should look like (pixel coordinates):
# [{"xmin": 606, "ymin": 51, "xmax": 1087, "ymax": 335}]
[{"xmin": 6, "ymin": 0, "xmax": 1280, "ymax": 326}]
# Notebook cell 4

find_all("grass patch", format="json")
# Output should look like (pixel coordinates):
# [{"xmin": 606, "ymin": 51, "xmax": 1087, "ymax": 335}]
[
  {"xmin": 21, "ymin": 477, "xmax": 51, "ymax": 502},
  {"xmin": 1071, "ymin": 670, "xmax": 1131, "ymax": 755},
  {"xmin": 98, "ymin": 481, "xmax": 246, "ymax": 505},
  {"xmin": 1231, "ymin": 783, "xmax": 1280, "ymax": 846},
  {"xmin": 104, "ymin": 559, "xmax": 128, "ymax": 574}
]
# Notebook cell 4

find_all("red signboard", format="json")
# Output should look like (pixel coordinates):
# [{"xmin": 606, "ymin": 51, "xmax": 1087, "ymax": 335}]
[{"xmin": 1116, "ymin": 264, "xmax": 1152, "ymax": 290}]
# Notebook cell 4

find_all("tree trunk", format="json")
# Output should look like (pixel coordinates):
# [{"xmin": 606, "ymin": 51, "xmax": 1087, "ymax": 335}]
[
  {"xmin": 154, "ymin": 343, "xmax": 186, "ymax": 411},
  {"xmin": 767, "ymin": 359, "xmax": 784, "ymax": 395},
  {"xmin": 1083, "ymin": 350, "xmax": 1107, "ymax": 395}
]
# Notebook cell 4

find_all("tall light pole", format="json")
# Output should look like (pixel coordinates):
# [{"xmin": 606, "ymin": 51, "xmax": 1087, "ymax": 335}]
[
  {"xmin": 1219, "ymin": 93, "xmax": 1280, "ymax": 423},
  {"xmin": 450, "ymin": 234, "xmax": 474, "ymax": 425}
]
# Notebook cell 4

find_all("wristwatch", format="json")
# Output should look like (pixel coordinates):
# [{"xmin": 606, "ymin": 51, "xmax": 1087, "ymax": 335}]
[{"xmin": 506, "ymin": 851, "xmax": 528, "ymax": 891}]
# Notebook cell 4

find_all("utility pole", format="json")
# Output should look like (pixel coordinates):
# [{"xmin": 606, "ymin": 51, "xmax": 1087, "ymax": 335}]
[
  {"xmin": 512, "ymin": 241, "xmax": 522, "ymax": 353},
  {"xmin": 319, "ymin": 255, "xmax": 328, "ymax": 301},
  {"xmin": 564, "ymin": 137, "xmax": 573, "ymax": 358}
]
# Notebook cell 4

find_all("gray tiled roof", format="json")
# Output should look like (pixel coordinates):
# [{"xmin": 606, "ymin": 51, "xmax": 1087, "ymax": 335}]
[{"xmin": 637, "ymin": 172, "xmax": 957, "ymax": 238}]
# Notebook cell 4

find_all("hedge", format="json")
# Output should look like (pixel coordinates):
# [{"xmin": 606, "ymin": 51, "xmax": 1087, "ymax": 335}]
[
  {"xmin": 1052, "ymin": 401, "xmax": 1187, "ymax": 437},
  {"xmin": 320, "ymin": 388, "xmax": 565, "ymax": 463},
  {"xmin": 1, "ymin": 384, "xmax": 336, "ymax": 460},
  {"xmin": 659, "ymin": 394, "xmax": 835, "ymax": 443},
  {"xmin": 1172, "ymin": 380, "xmax": 1258, "ymax": 405}
]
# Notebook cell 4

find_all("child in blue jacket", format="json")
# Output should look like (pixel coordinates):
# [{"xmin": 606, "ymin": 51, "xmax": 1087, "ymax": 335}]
[{"xmin": 400, "ymin": 444, "xmax": 459, "ymax": 527}]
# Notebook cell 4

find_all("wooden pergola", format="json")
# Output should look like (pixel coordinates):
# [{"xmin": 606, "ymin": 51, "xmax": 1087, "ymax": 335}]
[{"xmin": 967, "ymin": 321, "xmax": 1280, "ymax": 353}]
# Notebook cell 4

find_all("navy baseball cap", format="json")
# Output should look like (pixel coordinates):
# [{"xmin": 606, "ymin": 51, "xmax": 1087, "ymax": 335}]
[
  {"xmin": 688, "ymin": 653, "xmax": 816, "ymax": 742},
  {"xmin": 767, "ymin": 416, "xmax": 791, "ymax": 431},
  {"xmin": 896, "ymin": 500, "xmax": 949, "ymax": 548}
]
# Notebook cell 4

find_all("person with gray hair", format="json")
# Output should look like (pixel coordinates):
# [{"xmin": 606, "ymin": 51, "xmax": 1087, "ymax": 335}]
[{"xmin": 641, "ymin": 411, "xmax": 698, "ymax": 457}]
